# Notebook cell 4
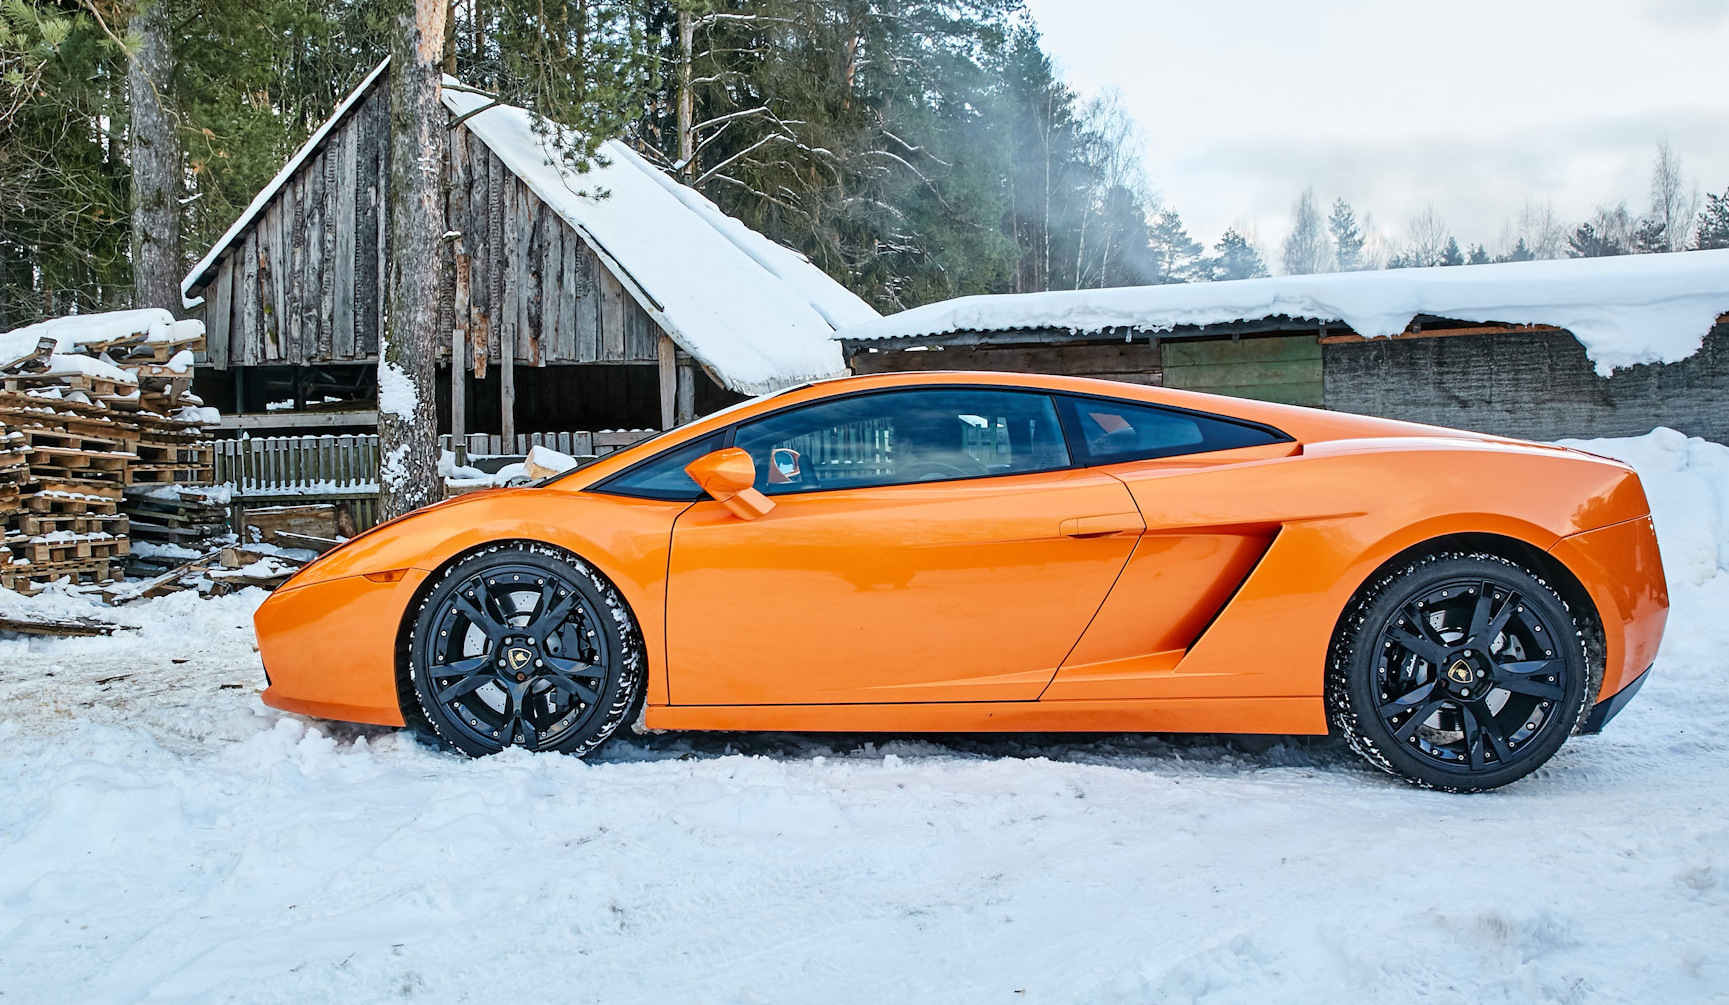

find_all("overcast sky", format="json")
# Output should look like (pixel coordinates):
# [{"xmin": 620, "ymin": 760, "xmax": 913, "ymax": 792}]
[{"xmin": 1021, "ymin": 0, "xmax": 1729, "ymax": 263}]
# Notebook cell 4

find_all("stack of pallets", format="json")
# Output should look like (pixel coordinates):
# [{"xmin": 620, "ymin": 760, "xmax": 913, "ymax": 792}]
[{"xmin": 0, "ymin": 310, "xmax": 219, "ymax": 593}]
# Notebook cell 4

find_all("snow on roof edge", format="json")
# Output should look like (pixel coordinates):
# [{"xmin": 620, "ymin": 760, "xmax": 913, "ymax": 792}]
[
  {"xmin": 181, "ymin": 58, "xmax": 392, "ymax": 303},
  {"xmin": 839, "ymin": 251, "xmax": 1729, "ymax": 376}
]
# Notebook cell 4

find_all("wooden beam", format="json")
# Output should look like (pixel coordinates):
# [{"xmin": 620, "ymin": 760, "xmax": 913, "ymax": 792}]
[
  {"xmin": 219, "ymin": 410, "xmax": 379, "ymax": 430},
  {"xmin": 500, "ymin": 179, "xmax": 519, "ymax": 445},
  {"xmin": 657, "ymin": 333, "xmax": 677, "ymax": 430},
  {"xmin": 451, "ymin": 249, "xmax": 469, "ymax": 443},
  {"xmin": 1319, "ymin": 323, "xmax": 1566, "ymax": 345},
  {"xmin": 333, "ymin": 121, "xmax": 357, "ymax": 357},
  {"xmin": 675, "ymin": 350, "xmax": 696, "ymax": 426}
]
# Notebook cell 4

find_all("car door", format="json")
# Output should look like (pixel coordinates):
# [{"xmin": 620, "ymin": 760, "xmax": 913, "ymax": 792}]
[{"xmin": 663, "ymin": 386, "xmax": 1143, "ymax": 706}]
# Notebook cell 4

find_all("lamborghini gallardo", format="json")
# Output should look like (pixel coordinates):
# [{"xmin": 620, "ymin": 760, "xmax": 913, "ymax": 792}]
[{"xmin": 254, "ymin": 372, "xmax": 1667, "ymax": 790}]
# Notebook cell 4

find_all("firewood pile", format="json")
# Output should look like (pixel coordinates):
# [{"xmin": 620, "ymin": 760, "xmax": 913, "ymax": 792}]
[{"xmin": 0, "ymin": 309, "xmax": 221, "ymax": 594}]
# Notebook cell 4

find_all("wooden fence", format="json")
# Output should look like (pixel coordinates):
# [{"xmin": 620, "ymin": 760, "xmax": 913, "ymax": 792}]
[{"xmin": 213, "ymin": 429, "xmax": 658, "ymax": 531}]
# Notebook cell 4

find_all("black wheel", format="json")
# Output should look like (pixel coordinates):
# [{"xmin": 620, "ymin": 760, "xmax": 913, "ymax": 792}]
[
  {"xmin": 1328, "ymin": 552, "xmax": 1596, "ymax": 792},
  {"xmin": 408, "ymin": 541, "xmax": 642, "ymax": 758}
]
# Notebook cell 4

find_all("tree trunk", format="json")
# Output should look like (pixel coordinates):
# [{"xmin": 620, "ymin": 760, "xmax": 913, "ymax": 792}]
[
  {"xmin": 128, "ymin": 0, "xmax": 181, "ymax": 312},
  {"xmin": 379, "ymin": 0, "xmax": 448, "ymax": 520},
  {"xmin": 677, "ymin": 7, "xmax": 694, "ymax": 178}
]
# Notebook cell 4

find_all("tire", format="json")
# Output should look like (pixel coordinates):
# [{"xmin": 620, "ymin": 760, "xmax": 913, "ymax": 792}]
[
  {"xmin": 1328, "ymin": 552, "xmax": 1597, "ymax": 792},
  {"xmin": 407, "ymin": 541, "xmax": 643, "ymax": 758}
]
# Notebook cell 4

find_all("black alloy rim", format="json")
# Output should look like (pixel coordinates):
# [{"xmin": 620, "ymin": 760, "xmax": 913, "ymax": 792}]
[
  {"xmin": 423, "ymin": 563, "xmax": 611, "ymax": 750},
  {"xmin": 1373, "ymin": 577, "xmax": 1571, "ymax": 773}
]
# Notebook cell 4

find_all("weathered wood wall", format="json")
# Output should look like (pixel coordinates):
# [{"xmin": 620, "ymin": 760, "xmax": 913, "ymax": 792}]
[
  {"xmin": 847, "ymin": 341, "xmax": 1163, "ymax": 384},
  {"xmin": 1162, "ymin": 335, "xmax": 1323, "ymax": 407},
  {"xmin": 1324, "ymin": 323, "xmax": 1729, "ymax": 442},
  {"xmin": 195, "ymin": 78, "xmax": 663, "ymax": 372}
]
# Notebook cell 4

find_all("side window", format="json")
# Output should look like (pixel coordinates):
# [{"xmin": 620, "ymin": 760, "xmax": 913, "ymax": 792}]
[
  {"xmin": 733, "ymin": 388, "xmax": 1070, "ymax": 495},
  {"xmin": 1057, "ymin": 395, "xmax": 1286, "ymax": 464},
  {"xmin": 593, "ymin": 433, "xmax": 724, "ymax": 500}
]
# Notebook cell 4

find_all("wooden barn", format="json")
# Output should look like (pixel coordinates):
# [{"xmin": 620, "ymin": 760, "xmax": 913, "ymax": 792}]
[
  {"xmin": 840, "ymin": 253, "xmax": 1729, "ymax": 443},
  {"xmin": 181, "ymin": 59, "xmax": 876, "ymax": 442}
]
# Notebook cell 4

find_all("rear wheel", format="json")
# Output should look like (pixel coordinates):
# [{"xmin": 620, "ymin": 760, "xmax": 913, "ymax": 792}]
[
  {"xmin": 408, "ymin": 542, "xmax": 642, "ymax": 758},
  {"xmin": 1328, "ymin": 552, "xmax": 1595, "ymax": 792}
]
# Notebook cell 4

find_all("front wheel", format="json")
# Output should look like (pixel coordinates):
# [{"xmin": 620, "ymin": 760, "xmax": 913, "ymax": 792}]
[
  {"xmin": 1328, "ymin": 552, "xmax": 1597, "ymax": 792},
  {"xmin": 408, "ymin": 541, "xmax": 642, "ymax": 758}
]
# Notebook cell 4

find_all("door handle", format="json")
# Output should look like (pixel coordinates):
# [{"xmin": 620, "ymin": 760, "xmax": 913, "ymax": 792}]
[{"xmin": 1059, "ymin": 513, "xmax": 1145, "ymax": 538}]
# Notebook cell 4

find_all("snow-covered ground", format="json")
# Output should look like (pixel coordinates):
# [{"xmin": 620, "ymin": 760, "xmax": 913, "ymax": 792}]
[{"xmin": 2, "ymin": 430, "xmax": 1728, "ymax": 1003}]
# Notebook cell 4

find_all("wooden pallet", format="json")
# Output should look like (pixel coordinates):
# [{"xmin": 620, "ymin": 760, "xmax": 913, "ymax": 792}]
[
  {"xmin": 3, "ymin": 374, "xmax": 136, "ymax": 398},
  {"xmin": 1, "ymin": 555, "xmax": 117, "ymax": 590},
  {"xmin": 12, "ymin": 535, "xmax": 130, "ymax": 564},
  {"xmin": 14, "ymin": 426, "xmax": 126, "ymax": 454},
  {"xmin": 25, "ymin": 489, "xmax": 120, "ymax": 514},
  {"xmin": 127, "ymin": 464, "xmax": 215, "ymax": 485},
  {"xmin": 130, "ymin": 441, "xmax": 211, "ymax": 465},
  {"xmin": 14, "ymin": 511, "xmax": 127, "ymax": 536}
]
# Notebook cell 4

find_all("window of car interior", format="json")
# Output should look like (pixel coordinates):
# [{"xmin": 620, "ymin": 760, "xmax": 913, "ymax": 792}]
[
  {"xmin": 591, "ymin": 432, "xmax": 725, "ymax": 501},
  {"xmin": 1055, "ymin": 394, "xmax": 1288, "ymax": 464},
  {"xmin": 732, "ymin": 387, "xmax": 1071, "ymax": 495}
]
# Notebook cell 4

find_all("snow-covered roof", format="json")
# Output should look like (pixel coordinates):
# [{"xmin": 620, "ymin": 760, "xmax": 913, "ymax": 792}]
[
  {"xmin": 839, "ymin": 251, "xmax": 1729, "ymax": 375},
  {"xmin": 182, "ymin": 60, "xmax": 875, "ymax": 394},
  {"xmin": 442, "ymin": 86, "xmax": 871, "ymax": 393}
]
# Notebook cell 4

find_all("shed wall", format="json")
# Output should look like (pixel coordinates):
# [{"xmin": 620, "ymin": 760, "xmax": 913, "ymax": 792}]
[
  {"xmin": 195, "ymin": 82, "xmax": 663, "ymax": 372},
  {"xmin": 1323, "ymin": 324, "xmax": 1729, "ymax": 442}
]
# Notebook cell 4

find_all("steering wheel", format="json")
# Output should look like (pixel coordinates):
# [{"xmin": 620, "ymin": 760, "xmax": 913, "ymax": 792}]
[{"xmin": 898, "ymin": 456, "xmax": 988, "ymax": 482}]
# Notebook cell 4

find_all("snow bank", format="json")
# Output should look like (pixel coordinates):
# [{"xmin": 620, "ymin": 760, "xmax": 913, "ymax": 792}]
[
  {"xmin": 2, "ymin": 429, "xmax": 1729, "ymax": 1000},
  {"xmin": 1558, "ymin": 427, "xmax": 1729, "ymax": 586},
  {"xmin": 841, "ymin": 250, "xmax": 1729, "ymax": 375}
]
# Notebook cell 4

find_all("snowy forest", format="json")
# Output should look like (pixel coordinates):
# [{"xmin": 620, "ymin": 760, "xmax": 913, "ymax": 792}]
[{"xmin": 4, "ymin": 0, "xmax": 1729, "ymax": 330}]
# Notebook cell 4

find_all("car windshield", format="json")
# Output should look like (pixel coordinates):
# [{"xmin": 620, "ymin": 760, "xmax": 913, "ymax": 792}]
[{"xmin": 537, "ymin": 382, "xmax": 815, "ymax": 487}]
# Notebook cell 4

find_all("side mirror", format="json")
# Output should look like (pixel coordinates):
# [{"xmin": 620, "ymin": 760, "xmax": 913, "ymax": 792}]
[
  {"xmin": 768, "ymin": 447, "xmax": 801, "ymax": 484},
  {"xmin": 684, "ymin": 447, "xmax": 776, "ymax": 520}
]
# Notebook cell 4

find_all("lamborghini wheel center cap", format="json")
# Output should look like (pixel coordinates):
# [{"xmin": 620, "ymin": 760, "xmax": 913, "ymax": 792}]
[
  {"xmin": 506, "ymin": 647, "xmax": 534, "ymax": 673},
  {"xmin": 1446, "ymin": 658, "xmax": 1475, "ymax": 686}
]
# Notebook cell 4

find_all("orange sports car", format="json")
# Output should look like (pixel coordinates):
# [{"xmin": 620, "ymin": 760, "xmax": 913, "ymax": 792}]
[{"xmin": 255, "ymin": 371, "xmax": 1667, "ymax": 791}]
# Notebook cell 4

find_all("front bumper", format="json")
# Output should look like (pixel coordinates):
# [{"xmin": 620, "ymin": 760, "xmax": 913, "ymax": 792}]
[{"xmin": 253, "ymin": 569, "xmax": 426, "ymax": 727}]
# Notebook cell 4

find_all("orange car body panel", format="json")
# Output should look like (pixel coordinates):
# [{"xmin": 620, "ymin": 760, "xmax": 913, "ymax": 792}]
[
  {"xmin": 665, "ymin": 467, "xmax": 1141, "ymax": 704},
  {"xmin": 253, "ymin": 370, "xmax": 1669, "ymax": 736}
]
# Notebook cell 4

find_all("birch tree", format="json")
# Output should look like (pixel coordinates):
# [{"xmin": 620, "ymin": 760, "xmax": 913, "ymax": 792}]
[
  {"xmin": 378, "ymin": 0, "xmax": 446, "ymax": 519},
  {"xmin": 1281, "ymin": 187, "xmax": 1331, "ymax": 275},
  {"xmin": 1648, "ymin": 142, "xmax": 1699, "ymax": 253}
]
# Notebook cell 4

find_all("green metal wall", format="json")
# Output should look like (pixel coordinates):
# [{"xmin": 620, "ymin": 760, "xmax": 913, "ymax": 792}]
[{"xmin": 1160, "ymin": 335, "xmax": 1323, "ymax": 407}]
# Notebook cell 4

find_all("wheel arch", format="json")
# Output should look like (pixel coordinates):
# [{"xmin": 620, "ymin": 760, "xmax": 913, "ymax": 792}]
[
  {"xmin": 390, "ymin": 537, "xmax": 648, "ymax": 731},
  {"xmin": 1331, "ymin": 531, "xmax": 1607, "ymax": 694}
]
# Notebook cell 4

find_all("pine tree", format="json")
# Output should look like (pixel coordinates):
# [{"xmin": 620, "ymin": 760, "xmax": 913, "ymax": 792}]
[
  {"xmin": 1440, "ymin": 236, "xmax": 1464, "ymax": 266},
  {"xmin": 1146, "ymin": 207, "xmax": 1202, "ymax": 284},
  {"xmin": 1495, "ymin": 238, "xmax": 1535, "ymax": 263},
  {"xmin": 1204, "ymin": 227, "xmax": 1268, "ymax": 281},
  {"xmin": 1329, "ymin": 198, "xmax": 1363, "ymax": 271},
  {"xmin": 1281, "ymin": 186, "xmax": 1331, "ymax": 275},
  {"xmin": 1568, "ymin": 204, "xmax": 1634, "ymax": 257},
  {"xmin": 1631, "ymin": 217, "xmax": 1668, "ymax": 254},
  {"xmin": 1697, "ymin": 190, "xmax": 1729, "ymax": 250},
  {"xmin": 1467, "ymin": 243, "xmax": 1490, "ymax": 265}
]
